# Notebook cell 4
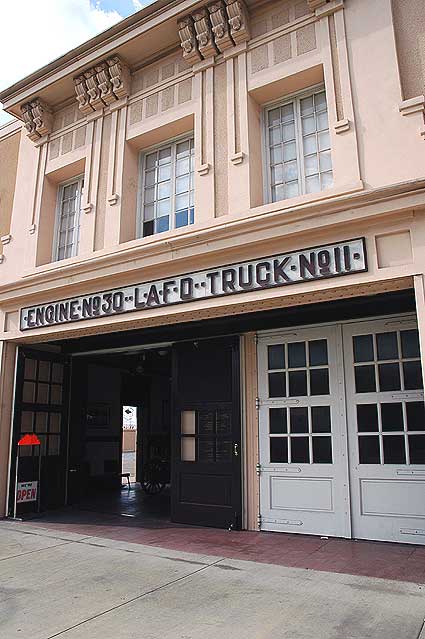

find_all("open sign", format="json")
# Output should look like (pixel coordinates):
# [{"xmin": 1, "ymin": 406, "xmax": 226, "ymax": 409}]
[{"xmin": 17, "ymin": 481, "xmax": 38, "ymax": 503}]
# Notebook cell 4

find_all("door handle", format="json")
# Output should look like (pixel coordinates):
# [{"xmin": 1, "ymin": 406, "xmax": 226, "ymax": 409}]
[
  {"xmin": 233, "ymin": 443, "xmax": 239, "ymax": 457},
  {"xmin": 69, "ymin": 469, "xmax": 78, "ymax": 473}
]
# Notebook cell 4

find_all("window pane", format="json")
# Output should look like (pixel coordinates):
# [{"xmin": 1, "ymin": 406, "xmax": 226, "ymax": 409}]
[
  {"xmin": 291, "ymin": 437, "xmax": 310, "ymax": 463},
  {"xmin": 403, "ymin": 361, "xmax": 423, "ymax": 390},
  {"xmin": 321, "ymin": 171, "xmax": 333, "ymax": 189},
  {"xmin": 306, "ymin": 175, "xmax": 320, "ymax": 193},
  {"xmin": 175, "ymin": 210, "xmax": 188, "ymax": 228},
  {"xmin": 283, "ymin": 142, "xmax": 296, "ymax": 161},
  {"xmin": 300, "ymin": 96, "xmax": 314, "ymax": 115},
  {"xmin": 318, "ymin": 130, "xmax": 330, "ymax": 151},
  {"xmin": 289, "ymin": 371, "xmax": 307, "ymax": 396},
  {"xmin": 270, "ymin": 438, "xmax": 288, "ymax": 463},
  {"xmin": 383, "ymin": 435, "xmax": 406, "ymax": 464},
  {"xmin": 303, "ymin": 135, "xmax": 317, "ymax": 155},
  {"xmin": 269, "ymin": 126, "xmax": 281, "ymax": 145},
  {"xmin": 312, "ymin": 406, "xmax": 331, "ymax": 433},
  {"xmin": 309, "ymin": 340, "xmax": 328, "ymax": 366},
  {"xmin": 304, "ymin": 155, "xmax": 318, "ymax": 177},
  {"xmin": 175, "ymin": 193, "xmax": 189, "ymax": 211},
  {"xmin": 317, "ymin": 111, "xmax": 328, "ymax": 131},
  {"xmin": 272, "ymin": 184, "xmax": 285, "ymax": 202},
  {"xmin": 285, "ymin": 181, "xmax": 299, "ymax": 198},
  {"xmin": 157, "ymin": 199, "xmax": 170, "ymax": 216},
  {"xmin": 359, "ymin": 436, "xmax": 380, "ymax": 464},
  {"xmin": 176, "ymin": 157, "xmax": 190, "ymax": 176},
  {"xmin": 401, "ymin": 330, "xmax": 420, "ymax": 359},
  {"xmin": 353, "ymin": 335, "xmax": 374, "ymax": 362},
  {"xmin": 176, "ymin": 175, "xmax": 190, "ymax": 194},
  {"xmin": 158, "ymin": 181, "xmax": 171, "ymax": 199},
  {"xmin": 270, "ymin": 146, "xmax": 283, "ymax": 165},
  {"xmin": 176, "ymin": 141, "xmax": 189, "ymax": 156},
  {"xmin": 310, "ymin": 369, "xmax": 329, "ymax": 395},
  {"xmin": 269, "ymin": 372, "xmax": 286, "ymax": 397},
  {"xmin": 301, "ymin": 115, "xmax": 316, "ymax": 135},
  {"xmin": 409, "ymin": 435, "xmax": 425, "ymax": 464},
  {"xmin": 378, "ymin": 363, "xmax": 401, "ymax": 391},
  {"xmin": 406, "ymin": 402, "xmax": 425, "ymax": 431},
  {"xmin": 270, "ymin": 408, "xmax": 287, "ymax": 434},
  {"xmin": 268, "ymin": 107, "xmax": 281, "ymax": 126},
  {"xmin": 35, "ymin": 412, "xmax": 48, "ymax": 433},
  {"xmin": 288, "ymin": 342, "xmax": 306, "ymax": 368},
  {"xmin": 376, "ymin": 332, "xmax": 398, "ymax": 360},
  {"xmin": 159, "ymin": 147, "xmax": 172, "ymax": 163},
  {"xmin": 271, "ymin": 165, "xmax": 284, "ymax": 185},
  {"xmin": 283, "ymin": 123, "xmax": 295, "ymax": 141},
  {"xmin": 355, "ymin": 365, "xmax": 376, "ymax": 392},
  {"xmin": 156, "ymin": 216, "xmax": 169, "ymax": 233},
  {"xmin": 158, "ymin": 164, "xmax": 171, "ymax": 182},
  {"xmin": 290, "ymin": 407, "xmax": 308, "ymax": 433},
  {"xmin": 381, "ymin": 403, "xmax": 403, "ymax": 432},
  {"xmin": 319, "ymin": 150, "xmax": 332, "ymax": 172},
  {"xmin": 284, "ymin": 161, "xmax": 298, "ymax": 181},
  {"xmin": 268, "ymin": 344, "xmax": 285, "ymax": 369},
  {"xmin": 357, "ymin": 404, "xmax": 378, "ymax": 432},
  {"xmin": 312, "ymin": 437, "xmax": 332, "ymax": 463}
]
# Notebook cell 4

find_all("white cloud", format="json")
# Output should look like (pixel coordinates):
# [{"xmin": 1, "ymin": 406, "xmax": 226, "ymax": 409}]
[
  {"xmin": 132, "ymin": 0, "xmax": 147, "ymax": 8},
  {"xmin": 0, "ymin": 0, "xmax": 124, "ymax": 125}
]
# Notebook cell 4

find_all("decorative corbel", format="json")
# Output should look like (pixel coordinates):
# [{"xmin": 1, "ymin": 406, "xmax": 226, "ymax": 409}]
[
  {"xmin": 74, "ymin": 75, "xmax": 94, "ymax": 115},
  {"xmin": 21, "ymin": 102, "xmax": 38, "ymax": 141},
  {"xmin": 106, "ymin": 56, "xmax": 130, "ymax": 100},
  {"xmin": 31, "ymin": 99, "xmax": 52, "ymax": 138},
  {"xmin": 178, "ymin": 16, "xmax": 202, "ymax": 64},
  {"xmin": 193, "ymin": 7, "xmax": 218, "ymax": 58},
  {"xmin": 208, "ymin": 1, "xmax": 234, "ymax": 52},
  {"xmin": 20, "ymin": 99, "xmax": 52, "ymax": 141},
  {"xmin": 84, "ymin": 68, "xmax": 104, "ymax": 111},
  {"xmin": 96, "ymin": 61, "xmax": 115, "ymax": 105},
  {"xmin": 224, "ymin": 0, "xmax": 250, "ymax": 45}
]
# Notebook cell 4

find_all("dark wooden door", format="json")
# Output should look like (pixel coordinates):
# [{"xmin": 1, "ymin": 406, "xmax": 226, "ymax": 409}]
[
  {"xmin": 171, "ymin": 337, "xmax": 241, "ymax": 529},
  {"xmin": 9, "ymin": 348, "xmax": 70, "ymax": 515}
]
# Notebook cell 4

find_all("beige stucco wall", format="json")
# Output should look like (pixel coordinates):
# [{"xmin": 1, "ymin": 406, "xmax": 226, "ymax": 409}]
[
  {"xmin": 392, "ymin": 0, "xmax": 425, "ymax": 100},
  {"xmin": 1, "ymin": 0, "xmax": 425, "ymax": 522},
  {"xmin": 0, "ymin": 127, "xmax": 20, "ymax": 255}
]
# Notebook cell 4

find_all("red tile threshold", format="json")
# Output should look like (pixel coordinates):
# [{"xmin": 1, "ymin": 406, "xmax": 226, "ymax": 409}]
[{"xmin": 20, "ymin": 511, "xmax": 425, "ymax": 584}]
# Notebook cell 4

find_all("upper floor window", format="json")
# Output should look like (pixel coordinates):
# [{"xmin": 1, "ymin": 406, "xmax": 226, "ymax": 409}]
[
  {"xmin": 54, "ymin": 177, "xmax": 83, "ymax": 261},
  {"xmin": 140, "ymin": 136, "xmax": 195, "ymax": 237},
  {"xmin": 265, "ymin": 89, "xmax": 333, "ymax": 203}
]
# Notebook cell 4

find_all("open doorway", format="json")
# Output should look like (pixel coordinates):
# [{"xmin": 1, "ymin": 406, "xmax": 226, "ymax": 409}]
[
  {"xmin": 122, "ymin": 405, "xmax": 137, "ymax": 483},
  {"xmin": 67, "ymin": 346, "xmax": 173, "ymax": 523}
]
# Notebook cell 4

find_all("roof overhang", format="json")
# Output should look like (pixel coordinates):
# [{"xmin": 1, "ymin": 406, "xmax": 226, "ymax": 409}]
[{"xmin": 0, "ymin": 0, "xmax": 206, "ymax": 119}]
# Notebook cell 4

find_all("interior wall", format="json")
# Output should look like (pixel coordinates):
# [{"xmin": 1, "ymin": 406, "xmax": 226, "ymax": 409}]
[{"xmin": 85, "ymin": 364, "xmax": 122, "ymax": 477}]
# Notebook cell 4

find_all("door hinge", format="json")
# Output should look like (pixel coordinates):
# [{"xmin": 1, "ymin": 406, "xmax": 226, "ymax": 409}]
[
  {"xmin": 257, "ymin": 512, "xmax": 262, "ymax": 530},
  {"xmin": 255, "ymin": 397, "xmax": 260, "ymax": 410},
  {"xmin": 256, "ymin": 462, "xmax": 262, "ymax": 476}
]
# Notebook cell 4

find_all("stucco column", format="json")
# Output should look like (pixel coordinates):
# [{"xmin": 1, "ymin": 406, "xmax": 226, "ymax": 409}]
[
  {"xmin": 0, "ymin": 341, "xmax": 17, "ymax": 517},
  {"xmin": 414, "ymin": 275, "xmax": 425, "ymax": 384},
  {"xmin": 242, "ymin": 332, "xmax": 259, "ymax": 531}
]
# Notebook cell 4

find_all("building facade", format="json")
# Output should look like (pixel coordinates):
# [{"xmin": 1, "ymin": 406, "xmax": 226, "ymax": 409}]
[{"xmin": 0, "ymin": 0, "xmax": 425, "ymax": 541}]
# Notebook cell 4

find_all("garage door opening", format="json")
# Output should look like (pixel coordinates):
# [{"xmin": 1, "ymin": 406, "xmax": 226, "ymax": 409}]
[{"xmin": 67, "ymin": 346, "xmax": 173, "ymax": 524}]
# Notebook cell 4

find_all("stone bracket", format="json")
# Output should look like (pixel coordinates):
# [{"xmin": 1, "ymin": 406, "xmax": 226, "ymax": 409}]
[{"xmin": 178, "ymin": 0, "xmax": 250, "ymax": 64}]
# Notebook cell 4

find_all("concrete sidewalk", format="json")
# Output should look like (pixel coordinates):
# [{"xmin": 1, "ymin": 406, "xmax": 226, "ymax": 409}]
[{"xmin": 1, "ymin": 520, "xmax": 424, "ymax": 639}]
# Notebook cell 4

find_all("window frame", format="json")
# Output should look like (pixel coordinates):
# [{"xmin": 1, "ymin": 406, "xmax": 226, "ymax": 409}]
[
  {"xmin": 52, "ymin": 175, "xmax": 84, "ymax": 262},
  {"xmin": 262, "ymin": 83, "xmax": 333, "ymax": 205},
  {"xmin": 137, "ymin": 132, "xmax": 195, "ymax": 239}
]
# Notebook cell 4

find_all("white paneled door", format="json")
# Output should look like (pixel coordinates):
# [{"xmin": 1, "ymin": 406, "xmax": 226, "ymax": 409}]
[
  {"xmin": 344, "ymin": 316, "xmax": 425, "ymax": 544},
  {"xmin": 257, "ymin": 325, "xmax": 351, "ymax": 537},
  {"xmin": 258, "ymin": 315, "xmax": 425, "ymax": 543}
]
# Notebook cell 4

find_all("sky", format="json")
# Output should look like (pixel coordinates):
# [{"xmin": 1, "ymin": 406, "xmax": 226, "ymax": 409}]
[{"xmin": 0, "ymin": 0, "xmax": 154, "ymax": 125}]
